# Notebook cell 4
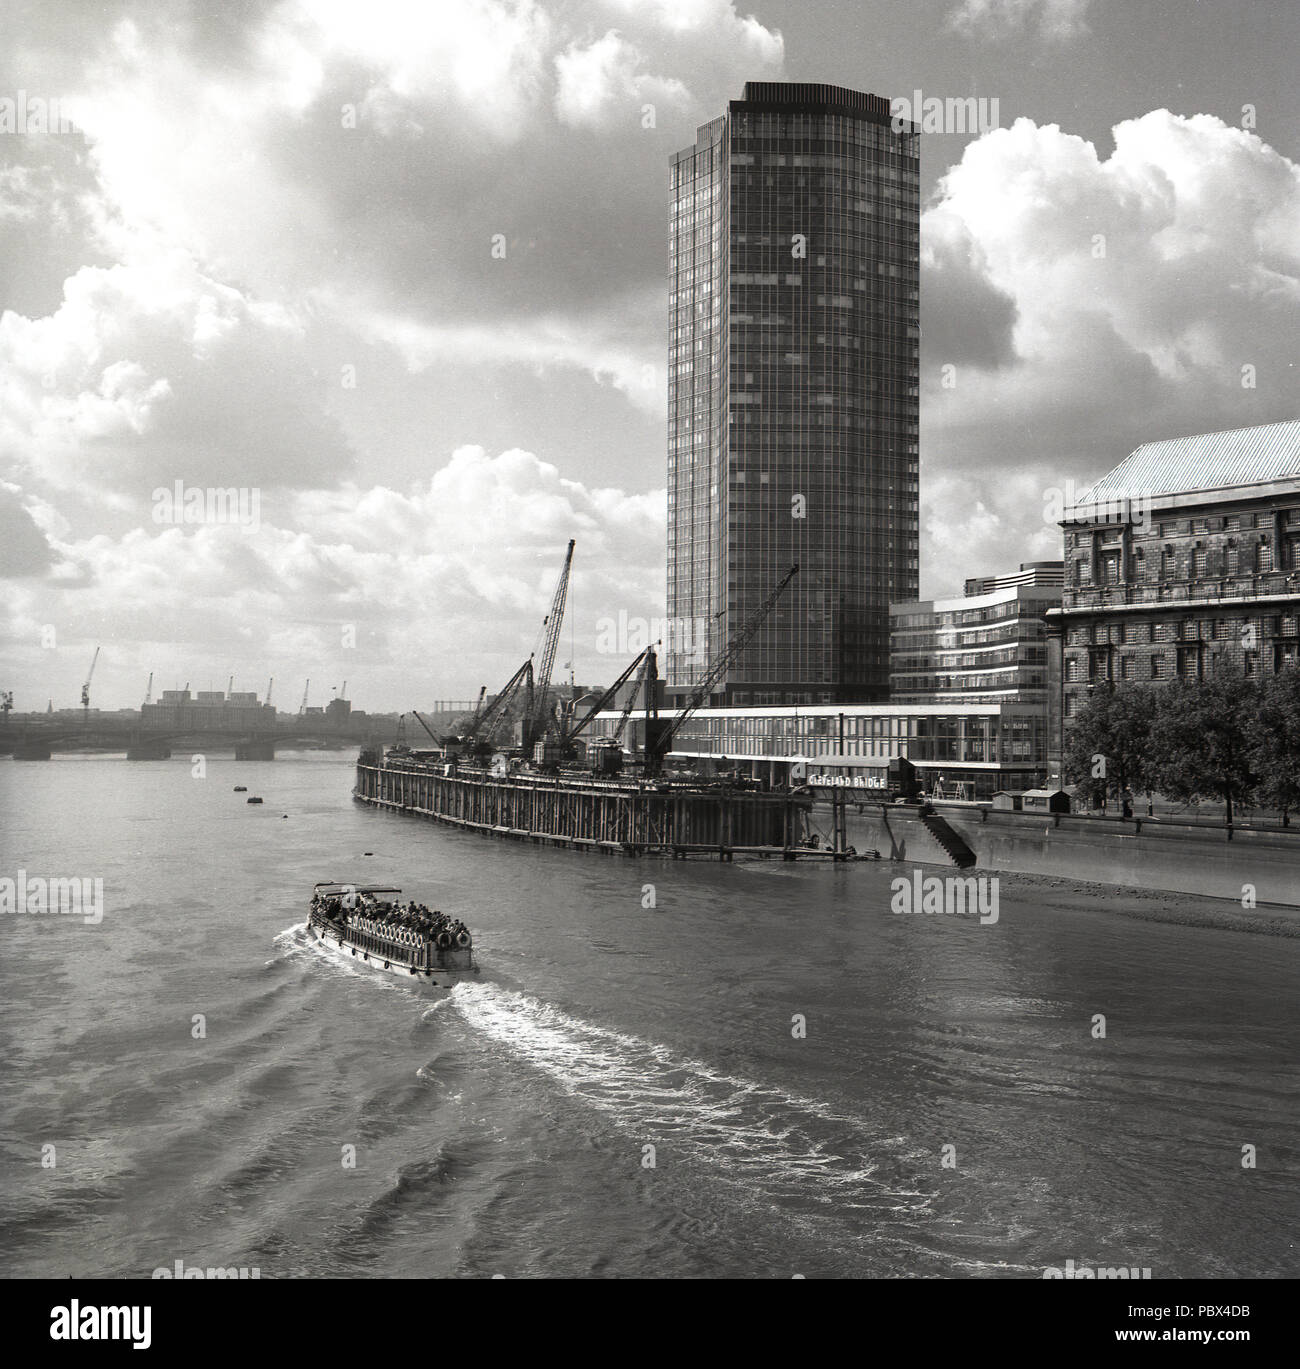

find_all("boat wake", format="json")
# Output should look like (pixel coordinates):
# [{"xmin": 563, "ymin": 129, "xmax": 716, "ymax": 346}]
[
  {"xmin": 271, "ymin": 921, "xmax": 310, "ymax": 952},
  {"xmin": 271, "ymin": 921, "xmax": 408, "ymax": 992},
  {"xmin": 449, "ymin": 982, "xmax": 933, "ymax": 1214}
]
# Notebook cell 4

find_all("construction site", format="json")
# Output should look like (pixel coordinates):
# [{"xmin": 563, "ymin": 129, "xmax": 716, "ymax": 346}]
[{"xmin": 353, "ymin": 539, "xmax": 859, "ymax": 860}]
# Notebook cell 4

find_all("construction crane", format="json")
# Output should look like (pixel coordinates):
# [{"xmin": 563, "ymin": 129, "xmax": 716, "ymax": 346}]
[
  {"xmin": 442, "ymin": 540, "xmax": 574, "ymax": 763},
  {"xmin": 457, "ymin": 685, "xmax": 499, "ymax": 746},
  {"xmin": 643, "ymin": 565, "xmax": 798, "ymax": 776},
  {"xmin": 81, "ymin": 647, "xmax": 100, "ymax": 722},
  {"xmin": 612, "ymin": 648, "xmax": 659, "ymax": 747},
  {"xmin": 460, "ymin": 658, "xmax": 534, "ymax": 754},
  {"xmin": 534, "ymin": 646, "xmax": 656, "ymax": 774},
  {"xmin": 462, "ymin": 686, "xmax": 487, "ymax": 731},
  {"xmin": 410, "ymin": 710, "xmax": 441, "ymax": 747},
  {"xmin": 521, "ymin": 539, "xmax": 575, "ymax": 756},
  {"xmin": 547, "ymin": 648, "xmax": 652, "ymax": 746},
  {"xmin": 299, "ymin": 680, "xmax": 309, "ymax": 715}
]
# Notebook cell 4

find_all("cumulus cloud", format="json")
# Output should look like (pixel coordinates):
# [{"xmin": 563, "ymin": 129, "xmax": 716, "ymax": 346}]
[
  {"xmin": 0, "ymin": 445, "xmax": 665, "ymax": 706},
  {"xmin": 919, "ymin": 225, "xmax": 1018, "ymax": 369},
  {"xmin": 275, "ymin": 0, "xmax": 558, "ymax": 141},
  {"xmin": 0, "ymin": 0, "xmax": 781, "ymax": 442},
  {"xmin": 918, "ymin": 110, "xmax": 1300, "ymax": 595},
  {"xmin": 0, "ymin": 244, "xmax": 353, "ymax": 503},
  {"xmin": 946, "ymin": 0, "xmax": 1094, "ymax": 43},
  {"xmin": 554, "ymin": 31, "xmax": 689, "ymax": 129},
  {"xmin": 608, "ymin": 0, "xmax": 784, "ymax": 63},
  {"xmin": 341, "ymin": 287, "xmax": 664, "ymax": 415},
  {"xmin": 26, "ymin": 1, "xmax": 780, "ymax": 301},
  {"xmin": 291, "ymin": 445, "xmax": 664, "ymax": 652},
  {"xmin": 0, "ymin": 483, "xmax": 55, "ymax": 576}
]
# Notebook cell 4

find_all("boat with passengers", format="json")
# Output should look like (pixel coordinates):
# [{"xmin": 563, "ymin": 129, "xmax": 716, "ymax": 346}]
[{"xmin": 307, "ymin": 882, "xmax": 476, "ymax": 979}]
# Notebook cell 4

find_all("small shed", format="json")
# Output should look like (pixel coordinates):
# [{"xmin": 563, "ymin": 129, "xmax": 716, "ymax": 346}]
[
  {"xmin": 991, "ymin": 790, "xmax": 1023, "ymax": 811},
  {"xmin": 1021, "ymin": 788, "xmax": 1071, "ymax": 814}
]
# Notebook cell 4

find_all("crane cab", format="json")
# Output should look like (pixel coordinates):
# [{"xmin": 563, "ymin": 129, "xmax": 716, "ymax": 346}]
[{"xmin": 590, "ymin": 739, "xmax": 624, "ymax": 776}]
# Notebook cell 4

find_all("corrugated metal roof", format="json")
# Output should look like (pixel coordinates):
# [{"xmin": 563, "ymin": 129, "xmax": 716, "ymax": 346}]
[{"xmin": 1081, "ymin": 420, "xmax": 1300, "ymax": 505}]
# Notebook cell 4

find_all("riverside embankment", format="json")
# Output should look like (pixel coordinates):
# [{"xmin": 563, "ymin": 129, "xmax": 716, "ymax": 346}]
[{"xmin": 839, "ymin": 802, "xmax": 1300, "ymax": 913}]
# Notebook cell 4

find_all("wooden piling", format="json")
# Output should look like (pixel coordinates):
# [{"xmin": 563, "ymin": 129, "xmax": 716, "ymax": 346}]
[{"xmin": 353, "ymin": 761, "xmax": 813, "ymax": 860}]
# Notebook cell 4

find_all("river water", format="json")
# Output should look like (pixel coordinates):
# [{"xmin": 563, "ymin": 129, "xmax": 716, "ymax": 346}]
[{"xmin": 1, "ymin": 753, "xmax": 1295, "ymax": 1278}]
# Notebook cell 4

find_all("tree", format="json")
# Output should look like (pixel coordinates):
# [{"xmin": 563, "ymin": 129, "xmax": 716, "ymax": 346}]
[
  {"xmin": 1149, "ymin": 673, "xmax": 1258, "ymax": 828},
  {"xmin": 1063, "ymin": 684, "xmax": 1158, "ymax": 811},
  {"xmin": 1248, "ymin": 665, "xmax": 1300, "ymax": 825}
]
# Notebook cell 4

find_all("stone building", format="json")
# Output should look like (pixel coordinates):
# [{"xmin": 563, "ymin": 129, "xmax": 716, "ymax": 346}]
[{"xmin": 1045, "ymin": 420, "xmax": 1300, "ymax": 775}]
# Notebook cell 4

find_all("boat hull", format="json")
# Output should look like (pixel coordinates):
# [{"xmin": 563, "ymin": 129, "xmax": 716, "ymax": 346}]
[{"xmin": 306, "ymin": 916, "xmax": 475, "ymax": 980}]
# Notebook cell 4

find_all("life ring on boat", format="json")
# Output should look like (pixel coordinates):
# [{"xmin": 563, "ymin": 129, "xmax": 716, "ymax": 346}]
[
  {"xmin": 455, "ymin": 930, "xmax": 471, "ymax": 949},
  {"xmin": 436, "ymin": 931, "xmax": 452, "ymax": 949}
]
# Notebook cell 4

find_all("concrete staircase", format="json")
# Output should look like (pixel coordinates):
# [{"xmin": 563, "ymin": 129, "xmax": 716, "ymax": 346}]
[{"xmin": 920, "ymin": 810, "xmax": 977, "ymax": 868}]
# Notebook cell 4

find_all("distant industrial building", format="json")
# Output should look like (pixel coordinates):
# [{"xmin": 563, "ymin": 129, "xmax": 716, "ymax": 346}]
[
  {"xmin": 890, "ymin": 562, "xmax": 1062, "ymax": 705},
  {"xmin": 1046, "ymin": 419, "xmax": 1300, "ymax": 772},
  {"xmin": 666, "ymin": 81, "xmax": 921, "ymax": 707},
  {"xmin": 140, "ymin": 688, "xmax": 275, "ymax": 732}
]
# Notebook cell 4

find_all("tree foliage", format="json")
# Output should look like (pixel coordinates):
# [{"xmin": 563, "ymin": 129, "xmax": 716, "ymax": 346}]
[
  {"xmin": 1146, "ymin": 674, "xmax": 1258, "ymax": 825},
  {"xmin": 1062, "ymin": 684, "xmax": 1157, "ymax": 808},
  {"xmin": 1248, "ymin": 666, "xmax": 1300, "ymax": 823},
  {"xmin": 1061, "ymin": 667, "xmax": 1300, "ymax": 826}
]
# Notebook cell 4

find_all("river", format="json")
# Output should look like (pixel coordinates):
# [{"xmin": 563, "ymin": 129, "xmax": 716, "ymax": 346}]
[{"xmin": 1, "ymin": 753, "xmax": 1295, "ymax": 1278}]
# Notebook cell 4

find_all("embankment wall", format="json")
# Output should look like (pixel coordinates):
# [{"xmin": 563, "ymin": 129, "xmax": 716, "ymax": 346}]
[{"xmin": 838, "ymin": 804, "xmax": 1298, "ymax": 907}]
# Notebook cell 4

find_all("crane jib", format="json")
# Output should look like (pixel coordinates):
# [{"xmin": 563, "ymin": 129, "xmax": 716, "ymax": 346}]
[
  {"xmin": 528, "ymin": 539, "xmax": 575, "ymax": 739},
  {"xmin": 652, "ymin": 564, "xmax": 798, "ymax": 761}
]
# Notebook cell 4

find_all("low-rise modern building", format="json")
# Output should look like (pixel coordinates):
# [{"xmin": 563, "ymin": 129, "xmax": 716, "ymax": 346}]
[
  {"xmin": 579, "ymin": 563, "xmax": 1061, "ymax": 798},
  {"xmin": 1046, "ymin": 419, "xmax": 1300, "ymax": 774},
  {"xmin": 963, "ymin": 562, "xmax": 1064, "ymax": 596},
  {"xmin": 889, "ymin": 562, "xmax": 1061, "ymax": 705},
  {"xmin": 587, "ymin": 700, "xmax": 1048, "ymax": 798}
]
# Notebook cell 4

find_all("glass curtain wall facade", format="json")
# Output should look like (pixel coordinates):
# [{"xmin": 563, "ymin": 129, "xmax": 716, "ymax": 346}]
[
  {"xmin": 890, "ymin": 570, "xmax": 1063, "ymax": 705},
  {"xmin": 586, "ymin": 703, "xmax": 1048, "ymax": 798},
  {"xmin": 668, "ymin": 83, "xmax": 920, "ymax": 707}
]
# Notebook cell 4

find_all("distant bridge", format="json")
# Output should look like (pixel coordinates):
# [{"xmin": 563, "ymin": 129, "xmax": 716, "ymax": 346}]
[{"xmin": 1, "ymin": 716, "xmax": 382, "ymax": 759}]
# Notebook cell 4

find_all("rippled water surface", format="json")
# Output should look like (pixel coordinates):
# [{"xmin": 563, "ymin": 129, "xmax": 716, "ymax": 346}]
[{"xmin": 2, "ymin": 754, "xmax": 1296, "ymax": 1277}]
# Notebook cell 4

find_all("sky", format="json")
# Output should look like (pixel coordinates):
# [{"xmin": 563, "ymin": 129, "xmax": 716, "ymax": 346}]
[{"xmin": 1, "ymin": 0, "xmax": 1297, "ymax": 713}]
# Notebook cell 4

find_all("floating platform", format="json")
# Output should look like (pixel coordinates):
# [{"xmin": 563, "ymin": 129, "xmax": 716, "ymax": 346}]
[{"xmin": 354, "ymin": 759, "xmax": 822, "ymax": 860}]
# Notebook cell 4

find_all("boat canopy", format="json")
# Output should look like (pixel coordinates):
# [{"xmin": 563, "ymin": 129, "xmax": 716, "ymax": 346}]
[{"xmin": 313, "ymin": 882, "xmax": 403, "ymax": 896}]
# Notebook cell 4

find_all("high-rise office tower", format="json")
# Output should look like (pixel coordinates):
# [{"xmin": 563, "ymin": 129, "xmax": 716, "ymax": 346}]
[{"xmin": 666, "ymin": 82, "xmax": 920, "ymax": 705}]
